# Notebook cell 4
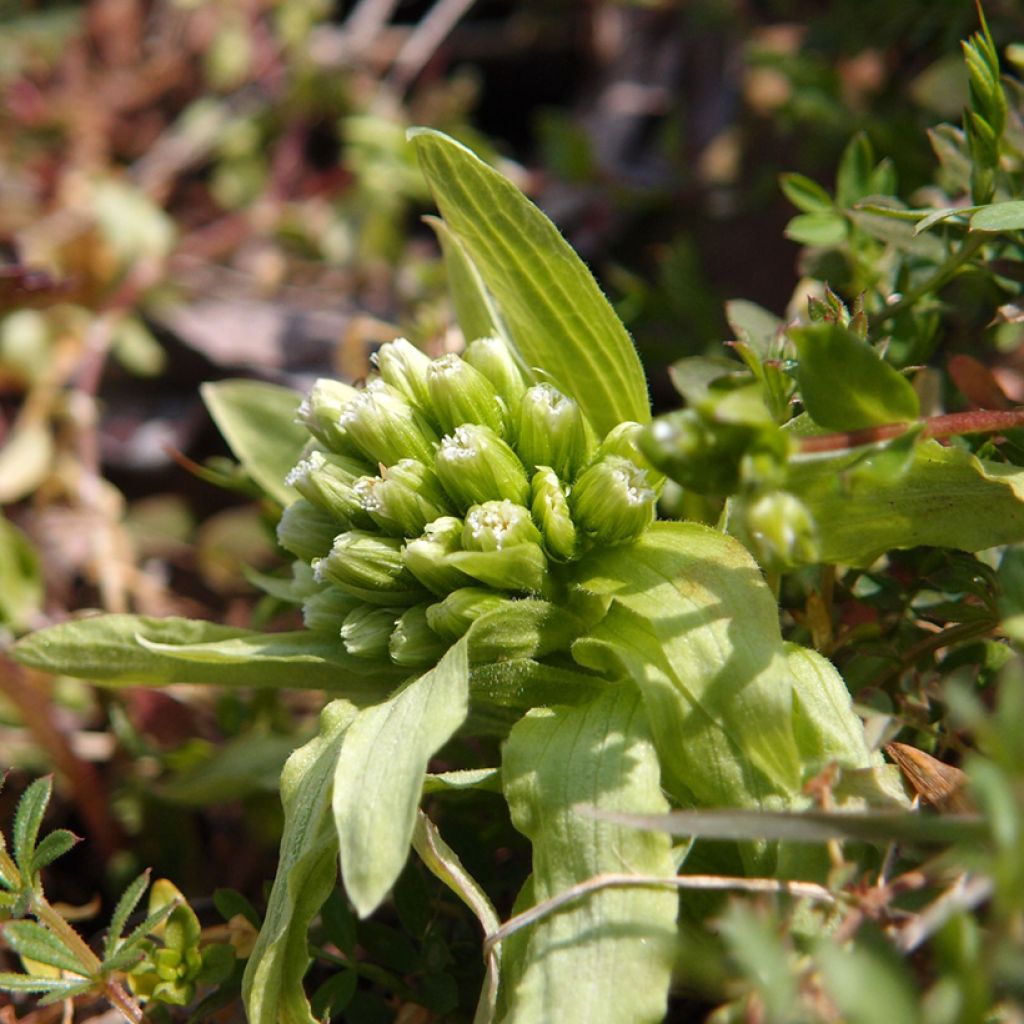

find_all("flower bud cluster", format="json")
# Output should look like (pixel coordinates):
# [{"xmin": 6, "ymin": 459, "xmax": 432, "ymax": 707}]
[{"xmin": 282, "ymin": 337, "xmax": 658, "ymax": 667}]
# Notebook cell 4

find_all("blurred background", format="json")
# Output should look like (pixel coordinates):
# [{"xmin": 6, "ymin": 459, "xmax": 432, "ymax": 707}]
[{"xmin": 2, "ymin": 1, "xmax": 1024, "ymax": 1019}]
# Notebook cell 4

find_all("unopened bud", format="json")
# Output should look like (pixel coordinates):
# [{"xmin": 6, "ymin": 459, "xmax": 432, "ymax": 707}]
[
  {"xmin": 516, "ymin": 383, "xmax": 592, "ymax": 481},
  {"xmin": 276, "ymin": 499, "xmax": 339, "ymax": 562},
  {"xmin": 402, "ymin": 516, "xmax": 475, "ymax": 595},
  {"xmin": 375, "ymin": 338, "xmax": 433, "ymax": 414},
  {"xmin": 340, "ymin": 381, "xmax": 438, "ymax": 466},
  {"xmin": 530, "ymin": 467, "xmax": 577, "ymax": 560},
  {"xmin": 570, "ymin": 456, "xmax": 656, "ymax": 545},
  {"xmin": 452, "ymin": 499, "xmax": 548, "ymax": 592},
  {"xmin": 355, "ymin": 459, "xmax": 451, "ymax": 538},
  {"xmin": 463, "ymin": 500, "xmax": 541, "ymax": 551},
  {"xmin": 435, "ymin": 424, "xmax": 529, "ymax": 510},
  {"xmin": 286, "ymin": 450, "xmax": 374, "ymax": 527},
  {"xmin": 314, "ymin": 530, "xmax": 426, "ymax": 605},
  {"xmin": 743, "ymin": 491, "xmax": 820, "ymax": 568},
  {"xmin": 297, "ymin": 379, "xmax": 359, "ymax": 453},
  {"xmin": 389, "ymin": 604, "xmax": 447, "ymax": 668},
  {"xmin": 426, "ymin": 353, "xmax": 506, "ymax": 435},
  {"xmin": 426, "ymin": 587, "xmax": 517, "ymax": 641},
  {"xmin": 302, "ymin": 586, "xmax": 362, "ymax": 632},
  {"xmin": 341, "ymin": 604, "xmax": 397, "ymax": 659},
  {"xmin": 464, "ymin": 336, "xmax": 528, "ymax": 419}
]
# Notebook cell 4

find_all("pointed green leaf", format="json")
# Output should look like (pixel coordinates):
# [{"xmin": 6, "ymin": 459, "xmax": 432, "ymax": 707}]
[
  {"xmin": 784, "ymin": 212, "xmax": 847, "ymax": 247},
  {"xmin": 105, "ymin": 871, "xmax": 151, "ymax": 959},
  {"xmin": 500, "ymin": 686, "xmax": 678, "ymax": 1024},
  {"xmin": 334, "ymin": 637, "xmax": 469, "ymax": 917},
  {"xmin": 778, "ymin": 173, "xmax": 833, "ymax": 214},
  {"xmin": 13, "ymin": 776, "xmax": 52, "ymax": 874},
  {"xmin": 426, "ymin": 216, "xmax": 504, "ymax": 345},
  {"xmin": 29, "ymin": 829, "xmax": 78, "ymax": 874},
  {"xmin": 571, "ymin": 523, "xmax": 876, "ymax": 811},
  {"xmin": 12, "ymin": 615, "xmax": 403, "ymax": 697},
  {"xmin": 970, "ymin": 200, "xmax": 1024, "ymax": 232},
  {"xmin": 201, "ymin": 379, "xmax": 308, "ymax": 506},
  {"xmin": 790, "ymin": 323, "xmax": 920, "ymax": 430},
  {"xmin": 789, "ymin": 439, "xmax": 1024, "ymax": 565},
  {"xmin": 0, "ymin": 973, "xmax": 92, "ymax": 996},
  {"xmin": 243, "ymin": 700, "xmax": 359, "ymax": 1024},
  {"xmin": 4, "ymin": 921, "xmax": 89, "ymax": 976},
  {"xmin": 409, "ymin": 128, "xmax": 649, "ymax": 436},
  {"xmin": 835, "ymin": 132, "xmax": 875, "ymax": 207},
  {"xmin": 0, "ymin": 514, "xmax": 42, "ymax": 632}
]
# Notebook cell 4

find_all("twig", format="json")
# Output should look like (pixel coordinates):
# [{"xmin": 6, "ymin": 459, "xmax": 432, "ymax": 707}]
[
  {"xmin": 895, "ymin": 873, "xmax": 993, "ymax": 951},
  {"xmin": 482, "ymin": 871, "xmax": 835, "ymax": 958},
  {"xmin": 796, "ymin": 407, "xmax": 1024, "ymax": 455},
  {"xmin": 388, "ymin": 0, "xmax": 478, "ymax": 91}
]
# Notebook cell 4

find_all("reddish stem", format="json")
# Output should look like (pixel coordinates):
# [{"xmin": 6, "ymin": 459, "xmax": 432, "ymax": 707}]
[{"xmin": 796, "ymin": 408, "xmax": 1024, "ymax": 454}]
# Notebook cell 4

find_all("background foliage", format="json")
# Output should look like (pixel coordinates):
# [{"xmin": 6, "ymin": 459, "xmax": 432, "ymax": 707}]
[{"xmin": 2, "ymin": 1, "xmax": 1024, "ymax": 1021}]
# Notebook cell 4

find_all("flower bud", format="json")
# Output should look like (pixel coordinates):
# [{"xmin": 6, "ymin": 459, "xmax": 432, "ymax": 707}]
[
  {"xmin": 462, "ymin": 500, "xmax": 542, "ymax": 551},
  {"xmin": 570, "ymin": 455, "xmax": 656, "ymax": 545},
  {"xmin": 402, "ymin": 516, "xmax": 475, "ymax": 595},
  {"xmin": 451, "ymin": 500, "xmax": 548, "ymax": 592},
  {"xmin": 375, "ymin": 338, "xmax": 434, "ymax": 414},
  {"xmin": 516, "ymin": 383, "xmax": 592, "ymax": 481},
  {"xmin": 302, "ymin": 586, "xmax": 362, "ymax": 633},
  {"xmin": 389, "ymin": 604, "xmax": 447, "ymax": 668},
  {"xmin": 530, "ymin": 467, "xmax": 577, "ymax": 560},
  {"xmin": 743, "ymin": 491, "xmax": 820, "ymax": 569},
  {"xmin": 276, "ymin": 499, "xmax": 339, "ymax": 562},
  {"xmin": 297, "ymin": 379, "xmax": 359, "ymax": 453},
  {"xmin": 426, "ymin": 353, "xmax": 506, "ymax": 435},
  {"xmin": 435, "ymin": 424, "xmax": 530, "ymax": 511},
  {"xmin": 592, "ymin": 422, "xmax": 663, "ymax": 485},
  {"xmin": 355, "ymin": 460, "xmax": 451, "ymax": 538},
  {"xmin": 314, "ymin": 530, "xmax": 426, "ymax": 605},
  {"xmin": 464, "ymin": 336, "xmax": 528, "ymax": 419},
  {"xmin": 286, "ymin": 450, "xmax": 375, "ymax": 527},
  {"xmin": 426, "ymin": 587, "xmax": 517, "ymax": 641},
  {"xmin": 340, "ymin": 380, "xmax": 438, "ymax": 466},
  {"xmin": 339, "ymin": 604, "xmax": 397, "ymax": 659}
]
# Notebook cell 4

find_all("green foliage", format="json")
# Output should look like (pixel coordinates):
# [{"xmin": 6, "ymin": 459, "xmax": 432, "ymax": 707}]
[
  {"xmin": 0, "ymin": 776, "xmax": 233, "ymax": 1017},
  {"xmin": 6, "ymin": 11, "xmax": 1024, "ymax": 1023}
]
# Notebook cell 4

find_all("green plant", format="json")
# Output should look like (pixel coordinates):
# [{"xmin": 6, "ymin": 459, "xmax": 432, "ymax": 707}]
[
  {"xmin": 0, "ymin": 776, "xmax": 234, "ymax": 1020},
  {"xmin": 6, "ymin": 15, "xmax": 1024, "ymax": 1024}
]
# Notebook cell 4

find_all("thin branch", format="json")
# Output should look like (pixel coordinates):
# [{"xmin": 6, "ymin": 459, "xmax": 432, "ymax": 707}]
[
  {"xmin": 796, "ymin": 407, "xmax": 1024, "ymax": 455},
  {"xmin": 894, "ymin": 873, "xmax": 993, "ymax": 951},
  {"xmin": 388, "ymin": 0, "xmax": 478, "ymax": 91},
  {"xmin": 482, "ymin": 872, "xmax": 835, "ymax": 957}
]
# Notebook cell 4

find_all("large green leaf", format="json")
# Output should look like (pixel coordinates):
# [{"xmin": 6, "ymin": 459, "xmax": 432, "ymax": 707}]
[
  {"xmin": 243, "ymin": 701, "xmax": 357, "ymax": 1024},
  {"xmin": 201, "ymin": 379, "xmax": 308, "ymax": 506},
  {"xmin": 409, "ymin": 128, "xmax": 650, "ymax": 436},
  {"xmin": 790, "ymin": 323, "xmax": 920, "ymax": 430},
  {"xmin": 571, "ymin": 523, "xmax": 877, "ymax": 810},
  {"xmin": 500, "ymin": 685, "xmax": 677, "ymax": 1024},
  {"xmin": 426, "ymin": 216, "xmax": 506, "ymax": 346},
  {"xmin": 11, "ymin": 615, "xmax": 403, "ymax": 697},
  {"xmin": 789, "ymin": 440, "xmax": 1024, "ymax": 565},
  {"xmin": 333, "ymin": 637, "xmax": 470, "ymax": 917}
]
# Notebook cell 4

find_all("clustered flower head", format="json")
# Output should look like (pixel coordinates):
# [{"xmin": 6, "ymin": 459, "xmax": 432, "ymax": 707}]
[{"xmin": 281, "ymin": 336, "xmax": 658, "ymax": 667}]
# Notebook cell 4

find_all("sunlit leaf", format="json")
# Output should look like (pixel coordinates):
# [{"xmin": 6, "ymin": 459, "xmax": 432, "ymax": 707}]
[
  {"xmin": 500, "ymin": 686, "xmax": 677, "ymax": 1024},
  {"xmin": 201, "ymin": 379, "xmax": 308, "ymax": 506},
  {"xmin": 790, "ymin": 323, "xmax": 920, "ymax": 430},
  {"xmin": 243, "ymin": 701, "xmax": 358, "ymax": 1024},
  {"xmin": 409, "ymin": 128, "xmax": 650, "ymax": 436},
  {"xmin": 12, "ymin": 615, "xmax": 403, "ymax": 697},
  {"xmin": 334, "ymin": 637, "xmax": 469, "ymax": 917}
]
